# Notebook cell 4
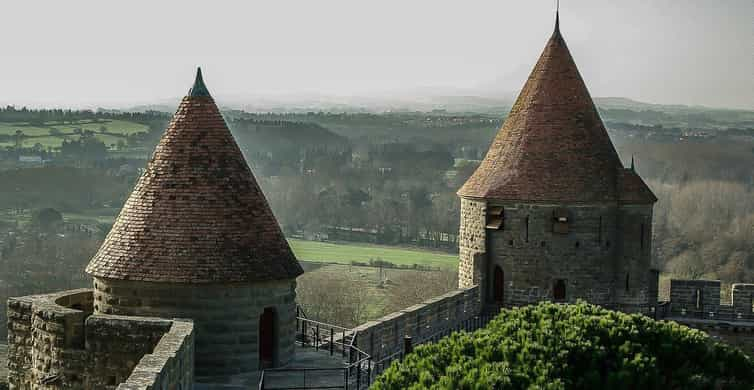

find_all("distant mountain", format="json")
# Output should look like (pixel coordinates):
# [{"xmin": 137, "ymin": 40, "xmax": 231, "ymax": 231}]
[
  {"xmin": 118, "ymin": 95, "xmax": 753, "ymax": 118},
  {"xmin": 594, "ymin": 97, "xmax": 754, "ymax": 115}
]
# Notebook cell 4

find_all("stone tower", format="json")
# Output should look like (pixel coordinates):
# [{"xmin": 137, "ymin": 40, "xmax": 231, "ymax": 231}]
[
  {"xmin": 85, "ymin": 68, "xmax": 304, "ymax": 377},
  {"xmin": 457, "ymin": 14, "xmax": 658, "ymax": 314}
]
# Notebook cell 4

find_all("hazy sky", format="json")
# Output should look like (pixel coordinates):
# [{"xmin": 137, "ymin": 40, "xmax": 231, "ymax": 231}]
[{"xmin": 1, "ymin": 1, "xmax": 752, "ymax": 109}]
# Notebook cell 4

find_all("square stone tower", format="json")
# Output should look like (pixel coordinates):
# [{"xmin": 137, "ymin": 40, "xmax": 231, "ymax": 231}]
[{"xmin": 457, "ymin": 14, "xmax": 658, "ymax": 315}]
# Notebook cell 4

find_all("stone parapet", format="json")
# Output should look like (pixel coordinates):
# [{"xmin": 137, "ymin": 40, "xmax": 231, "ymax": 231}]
[
  {"xmin": 669, "ymin": 279, "xmax": 721, "ymax": 316},
  {"xmin": 6, "ymin": 289, "xmax": 194, "ymax": 390},
  {"xmin": 116, "ymin": 320, "xmax": 194, "ymax": 390},
  {"xmin": 731, "ymin": 284, "xmax": 754, "ymax": 318},
  {"xmin": 352, "ymin": 286, "xmax": 480, "ymax": 360}
]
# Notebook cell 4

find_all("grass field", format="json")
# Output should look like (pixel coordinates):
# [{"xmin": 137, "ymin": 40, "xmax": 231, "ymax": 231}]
[
  {"xmin": 0, "ymin": 119, "xmax": 148, "ymax": 149},
  {"xmin": 288, "ymin": 238, "xmax": 458, "ymax": 268},
  {"xmin": 63, "ymin": 211, "xmax": 118, "ymax": 225},
  {"xmin": 298, "ymin": 262, "xmax": 449, "ymax": 325}
]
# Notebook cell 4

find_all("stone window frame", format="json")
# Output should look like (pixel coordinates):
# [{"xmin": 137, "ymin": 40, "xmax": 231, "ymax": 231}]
[
  {"xmin": 695, "ymin": 289, "xmax": 702, "ymax": 311},
  {"xmin": 552, "ymin": 208, "xmax": 570, "ymax": 234},
  {"xmin": 486, "ymin": 206, "xmax": 504, "ymax": 230}
]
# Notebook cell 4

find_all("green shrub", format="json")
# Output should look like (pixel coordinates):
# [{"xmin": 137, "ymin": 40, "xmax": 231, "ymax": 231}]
[{"xmin": 372, "ymin": 301, "xmax": 754, "ymax": 390}]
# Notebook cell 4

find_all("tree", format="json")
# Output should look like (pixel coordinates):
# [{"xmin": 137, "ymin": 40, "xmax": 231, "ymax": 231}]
[
  {"xmin": 30, "ymin": 208, "xmax": 63, "ymax": 231},
  {"xmin": 13, "ymin": 130, "xmax": 24, "ymax": 148},
  {"xmin": 373, "ymin": 302, "xmax": 754, "ymax": 390},
  {"xmin": 385, "ymin": 268, "xmax": 457, "ymax": 313}
]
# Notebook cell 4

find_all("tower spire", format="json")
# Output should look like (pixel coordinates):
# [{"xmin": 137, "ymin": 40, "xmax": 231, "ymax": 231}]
[
  {"xmin": 554, "ymin": 0, "xmax": 560, "ymax": 34},
  {"xmin": 189, "ymin": 67, "xmax": 211, "ymax": 97},
  {"xmin": 630, "ymin": 155, "xmax": 635, "ymax": 171}
]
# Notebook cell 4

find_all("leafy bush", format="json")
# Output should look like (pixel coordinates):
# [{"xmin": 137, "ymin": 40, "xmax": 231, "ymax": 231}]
[{"xmin": 372, "ymin": 302, "xmax": 754, "ymax": 390}]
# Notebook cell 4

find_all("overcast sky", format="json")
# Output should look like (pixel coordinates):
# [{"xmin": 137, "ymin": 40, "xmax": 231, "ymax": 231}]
[{"xmin": 1, "ymin": 0, "xmax": 751, "ymax": 109}]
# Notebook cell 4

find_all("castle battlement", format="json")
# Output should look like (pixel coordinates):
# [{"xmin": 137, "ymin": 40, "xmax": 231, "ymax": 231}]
[
  {"xmin": 666, "ymin": 280, "xmax": 754, "ymax": 321},
  {"xmin": 6, "ymin": 289, "xmax": 193, "ymax": 389}
]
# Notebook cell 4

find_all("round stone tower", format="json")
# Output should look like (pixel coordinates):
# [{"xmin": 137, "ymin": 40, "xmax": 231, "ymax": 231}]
[
  {"xmin": 457, "ymin": 14, "xmax": 658, "ymax": 314},
  {"xmin": 85, "ymin": 68, "xmax": 304, "ymax": 377}
]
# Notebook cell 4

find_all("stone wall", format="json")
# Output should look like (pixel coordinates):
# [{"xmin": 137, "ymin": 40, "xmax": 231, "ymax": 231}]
[
  {"xmin": 457, "ymin": 198, "xmax": 486, "ymax": 291},
  {"xmin": 116, "ymin": 320, "xmax": 194, "ymax": 390},
  {"xmin": 673, "ymin": 319, "xmax": 754, "ymax": 357},
  {"xmin": 92, "ymin": 277, "xmax": 296, "ymax": 377},
  {"xmin": 6, "ymin": 289, "xmax": 92, "ymax": 389},
  {"xmin": 669, "ymin": 279, "xmax": 722, "ymax": 315},
  {"xmin": 458, "ymin": 197, "xmax": 656, "ymax": 314},
  {"xmin": 663, "ymin": 279, "xmax": 754, "ymax": 356},
  {"xmin": 352, "ymin": 286, "xmax": 480, "ymax": 360},
  {"xmin": 731, "ymin": 283, "xmax": 754, "ymax": 317},
  {"xmin": 485, "ymin": 202, "xmax": 619, "ymax": 307},
  {"xmin": 6, "ymin": 289, "xmax": 194, "ymax": 390},
  {"xmin": 613, "ymin": 205, "xmax": 655, "ymax": 313}
]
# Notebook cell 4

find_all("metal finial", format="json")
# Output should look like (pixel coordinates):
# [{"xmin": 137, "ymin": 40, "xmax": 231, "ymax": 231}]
[
  {"xmin": 630, "ymin": 155, "xmax": 635, "ymax": 171},
  {"xmin": 188, "ymin": 67, "xmax": 211, "ymax": 97},
  {"xmin": 554, "ymin": 0, "xmax": 560, "ymax": 34}
]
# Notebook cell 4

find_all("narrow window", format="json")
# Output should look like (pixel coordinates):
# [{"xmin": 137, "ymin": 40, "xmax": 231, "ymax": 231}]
[
  {"xmin": 625, "ymin": 273, "xmax": 630, "ymax": 292},
  {"xmin": 640, "ymin": 223, "xmax": 645, "ymax": 251},
  {"xmin": 598, "ymin": 216, "xmax": 603, "ymax": 243},
  {"xmin": 525, "ymin": 216, "xmax": 529, "ymax": 243},
  {"xmin": 695, "ymin": 289, "xmax": 702, "ymax": 310},
  {"xmin": 553, "ymin": 208, "xmax": 569, "ymax": 234}
]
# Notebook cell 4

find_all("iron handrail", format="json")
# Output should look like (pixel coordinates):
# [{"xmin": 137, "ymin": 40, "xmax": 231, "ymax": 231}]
[
  {"xmin": 298, "ymin": 317, "xmax": 354, "ymax": 334},
  {"xmin": 261, "ymin": 314, "xmax": 372, "ymax": 390}
]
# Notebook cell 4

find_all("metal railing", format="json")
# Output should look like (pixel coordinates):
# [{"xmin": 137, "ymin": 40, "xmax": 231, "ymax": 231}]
[
  {"xmin": 260, "ymin": 308, "xmax": 494, "ymax": 390},
  {"xmin": 297, "ymin": 316, "xmax": 355, "ymax": 358},
  {"xmin": 260, "ymin": 306, "xmax": 372, "ymax": 390}
]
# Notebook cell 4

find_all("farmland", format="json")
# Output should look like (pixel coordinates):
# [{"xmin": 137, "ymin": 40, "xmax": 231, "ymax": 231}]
[
  {"xmin": 0, "ymin": 119, "xmax": 149, "ymax": 149},
  {"xmin": 288, "ymin": 238, "xmax": 458, "ymax": 268}
]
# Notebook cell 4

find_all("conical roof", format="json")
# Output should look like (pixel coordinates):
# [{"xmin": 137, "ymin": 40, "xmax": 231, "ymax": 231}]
[
  {"xmin": 459, "ymin": 18, "xmax": 654, "ymax": 203},
  {"xmin": 86, "ymin": 68, "xmax": 303, "ymax": 283}
]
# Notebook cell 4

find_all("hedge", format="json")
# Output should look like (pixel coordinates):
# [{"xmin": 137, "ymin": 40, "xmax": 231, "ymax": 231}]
[{"xmin": 372, "ymin": 301, "xmax": 754, "ymax": 390}]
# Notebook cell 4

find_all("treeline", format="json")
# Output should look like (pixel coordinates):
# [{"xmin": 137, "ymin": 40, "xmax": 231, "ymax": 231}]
[
  {"xmin": 652, "ymin": 180, "xmax": 754, "ymax": 285},
  {"xmin": 260, "ymin": 141, "xmax": 461, "ymax": 250},
  {"xmin": 0, "ymin": 223, "xmax": 101, "ymax": 341},
  {"xmin": 0, "ymin": 106, "xmax": 169, "ymax": 125},
  {"xmin": 615, "ymin": 138, "xmax": 754, "ymax": 291}
]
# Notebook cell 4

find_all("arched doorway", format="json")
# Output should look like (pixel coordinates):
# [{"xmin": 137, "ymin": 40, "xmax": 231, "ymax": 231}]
[
  {"xmin": 493, "ymin": 266, "xmax": 504, "ymax": 304},
  {"xmin": 259, "ymin": 307, "xmax": 276, "ymax": 369},
  {"xmin": 553, "ymin": 279, "xmax": 566, "ymax": 301}
]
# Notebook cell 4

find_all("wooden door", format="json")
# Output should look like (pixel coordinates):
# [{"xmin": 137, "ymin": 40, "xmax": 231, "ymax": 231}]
[
  {"xmin": 553, "ymin": 279, "xmax": 566, "ymax": 301},
  {"xmin": 259, "ymin": 307, "xmax": 275, "ymax": 368}
]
